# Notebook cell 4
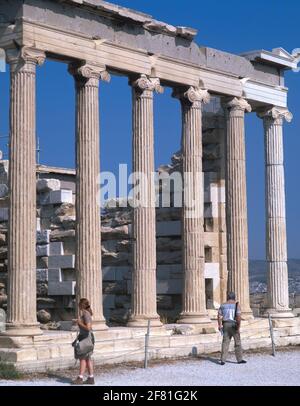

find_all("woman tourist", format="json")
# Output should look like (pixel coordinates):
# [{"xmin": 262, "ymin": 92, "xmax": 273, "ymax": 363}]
[{"xmin": 72, "ymin": 298, "xmax": 95, "ymax": 385}]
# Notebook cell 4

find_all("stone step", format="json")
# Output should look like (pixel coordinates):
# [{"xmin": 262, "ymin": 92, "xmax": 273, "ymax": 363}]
[{"xmin": 1, "ymin": 325, "xmax": 300, "ymax": 373}]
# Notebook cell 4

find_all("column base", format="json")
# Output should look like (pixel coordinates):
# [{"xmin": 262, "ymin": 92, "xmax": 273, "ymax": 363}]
[
  {"xmin": 1, "ymin": 323, "xmax": 43, "ymax": 337},
  {"xmin": 241, "ymin": 310, "xmax": 254, "ymax": 321},
  {"xmin": 92, "ymin": 319, "xmax": 109, "ymax": 331},
  {"xmin": 263, "ymin": 309, "xmax": 295, "ymax": 319},
  {"xmin": 207, "ymin": 309, "xmax": 218, "ymax": 320},
  {"xmin": 127, "ymin": 315, "xmax": 162, "ymax": 328},
  {"xmin": 177, "ymin": 313, "xmax": 212, "ymax": 325}
]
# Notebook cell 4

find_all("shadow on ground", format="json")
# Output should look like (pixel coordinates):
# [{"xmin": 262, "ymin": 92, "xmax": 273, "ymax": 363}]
[{"xmin": 198, "ymin": 356, "xmax": 238, "ymax": 365}]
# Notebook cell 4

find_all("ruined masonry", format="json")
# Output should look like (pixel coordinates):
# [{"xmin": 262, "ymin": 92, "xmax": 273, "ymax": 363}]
[{"xmin": 0, "ymin": 0, "xmax": 299, "ymax": 372}]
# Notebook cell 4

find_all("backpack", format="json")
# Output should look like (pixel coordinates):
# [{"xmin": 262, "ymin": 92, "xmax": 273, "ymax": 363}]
[{"xmin": 72, "ymin": 331, "xmax": 95, "ymax": 359}]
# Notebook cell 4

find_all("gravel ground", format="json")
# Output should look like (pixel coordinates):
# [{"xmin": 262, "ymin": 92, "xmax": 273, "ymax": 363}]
[{"xmin": 0, "ymin": 351, "xmax": 300, "ymax": 386}]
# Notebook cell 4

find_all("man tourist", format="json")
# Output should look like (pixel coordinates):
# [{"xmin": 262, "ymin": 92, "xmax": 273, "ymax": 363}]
[{"xmin": 217, "ymin": 292, "xmax": 247, "ymax": 366}]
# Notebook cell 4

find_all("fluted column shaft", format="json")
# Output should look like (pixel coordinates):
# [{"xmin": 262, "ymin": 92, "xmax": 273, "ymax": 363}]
[
  {"xmin": 5, "ymin": 48, "xmax": 45, "ymax": 336},
  {"xmin": 128, "ymin": 75, "xmax": 163, "ymax": 327},
  {"xmin": 70, "ymin": 63, "xmax": 110, "ymax": 330},
  {"xmin": 259, "ymin": 107, "xmax": 294, "ymax": 317},
  {"xmin": 224, "ymin": 98, "xmax": 252, "ymax": 317},
  {"xmin": 175, "ymin": 87, "xmax": 211, "ymax": 324}
]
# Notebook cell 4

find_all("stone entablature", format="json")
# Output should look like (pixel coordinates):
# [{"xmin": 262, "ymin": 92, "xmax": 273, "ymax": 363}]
[{"xmin": 0, "ymin": 0, "xmax": 296, "ymax": 107}]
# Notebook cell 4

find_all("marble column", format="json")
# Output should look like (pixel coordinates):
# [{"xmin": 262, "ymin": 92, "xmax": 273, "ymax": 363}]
[
  {"xmin": 128, "ymin": 75, "xmax": 163, "ymax": 327},
  {"xmin": 258, "ymin": 107, "xmax": 294, "ymax": 318},
  {"xmin": 5, "ymin": 47, "xmax": 45, "ymax": 336},
  {"xmin": 69, "ymin": 63, "xmax": 110, "ymax": 330},
  {"xmin": 175, "ymin": 87, "xmax": 211, "ymax": 324},
  {"xmin": 223, "ymin": 97, "xmax": 253, "ymax": 318}
]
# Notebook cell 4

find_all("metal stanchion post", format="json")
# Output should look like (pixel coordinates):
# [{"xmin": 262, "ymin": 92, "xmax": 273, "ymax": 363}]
[
  {"xmin": 268, "ymin": 313, "xmax": 276, "ymax": 357},
  {"xmin": 144, "ymin": 320, "xmax": 151, "ymax": 369}
]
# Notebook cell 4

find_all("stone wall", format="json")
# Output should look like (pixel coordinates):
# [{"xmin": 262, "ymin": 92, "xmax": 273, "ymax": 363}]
[{"xmin": 0, "ymin": 101, "xmax": 227, "ymax": 328}]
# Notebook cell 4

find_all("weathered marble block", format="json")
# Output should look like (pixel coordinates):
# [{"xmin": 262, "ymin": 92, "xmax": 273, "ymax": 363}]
[
  {"xmin": 157, "ymin": 265, "xmax": 177, "ymax": 280},
  {"xmin": 40, "ymin": 205, "xmax": 56, "ymax": 219},
  {"xmin": 101, "ymin": 225, "xmax": 131, "ymax": 240},
  {"xmin": 37, "ymin": 256, "xmax": 48, "ymax": 269},
  {"xmin": 156, "ymin": 208, "xmax": 181, "ymax": 222},
  {"xmin": 157, "ymin": 251, "xmax": 182, "ymax": 264},
  {"xmin": 0, "ymin": 184, "xmax": 8, "ymax": 198},
  {"xmin": 36, "ymin": 244, "xmax": 50, "ymax": 257},
  {"xmin": 40, "ymin": 190, "xmax": 73, "ymax": 205},
  {"xmin": 50, "ymin": 190, "xmax": 73, "ymax": 205},
  {"xmin": 48, "ymin": 268, "xmax": 62, "ymax": 282},
  {"xmin": 157, "ymin": 280, "xmax": 182, "ymax": 295},
  {"xmin": 102, "ymin": 266, "xmax": 130, "ymax": 281},
  {"xmin": 0, "ymin": 208, "xmax": 8, "ymax": 222},
  {"xmin": 0, "ymin": 308, "xmax": 6, "ymax": 333},
  {"xmin": 48, "ymin": 281, "xmax": 76, "ymax": 296},
  {"xmin": 50, "ymin": 229, "xmax": 75, "ymax": 241},
  {"xmin": 39, "ymin": 193, "xmax": 50, "ymax": 206},
  {"xmin": 50, "ymin": 242, "xmax": 64, "ymax": 255},
  {"xmin": 48, "ymin": 255, "xmax": 75, "ymax": 269},
  {"xmin": 54, "ymin": 203, "xmax": 75, "ymax": 217},
  {"xmin": 103, "ymin": 294, "xmax": 116, "ymax": 309},
  {"xmin": 127, "ymin": 279, "xmax": 182, "ymax": 295},
  {"xmin": 36, "ymin": 269, "xmax": 48, "ymax": 282},
  {"xmin": 156, "ymin": 221, "xmax": 181, "ymax": 237},
  {"xmin": 204, "ymin": 203, "xmax": 213, "ymax": 218},
  {"xmin": 157, "ymin": 295, "xmax": 173, "ymax": 310},
  {"xmin": 37, "ymin": 230, "xmax": 51, "ymax": 244},
  {"xmin": 203, "ymin": 144, "xmax": 220, "ymax": 160},
  {"xmin": 157, "ymin": 237, "xmax": 181, "ymax": 252},
  {"xmin": 37, "ymin": 178, "xmax": 61, "ymax": 193},
  {"xmin": 0, "ymin": 161, "xmax": 8, "ymax": 184}
]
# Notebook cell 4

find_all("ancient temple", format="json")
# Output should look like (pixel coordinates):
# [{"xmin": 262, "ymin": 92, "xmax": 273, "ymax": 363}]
[{"xmin": 0, "ymin": 0, "xmax": 299, "ymax": 372}]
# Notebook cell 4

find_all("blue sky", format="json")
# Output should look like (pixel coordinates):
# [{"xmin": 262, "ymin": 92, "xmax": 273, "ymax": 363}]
[{"xmin": 0, "ymin": 0, "xmax": 299, "ymax": 259}]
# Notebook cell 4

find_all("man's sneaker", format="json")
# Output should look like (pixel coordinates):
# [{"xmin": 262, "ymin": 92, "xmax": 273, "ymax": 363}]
[
  {"xmin": 84, "ymin": 377, "xmax": 95, "ymax": 385},
  {"xmin": 238, "ymin": 360, "xmax": 247, "ymax": 364},
  {"xmin": 220, "ymin": 361, "xmax": 225, "ymax": 365},
  {"xmin": 72, "ymin": 376, "xmax": 84, "ymax": 385}
]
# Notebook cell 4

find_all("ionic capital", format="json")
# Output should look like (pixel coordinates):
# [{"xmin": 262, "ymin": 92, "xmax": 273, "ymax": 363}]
[
  {"xmin": 69, "ymin": 62, "xmax": 111, "ymax": 83},
  {"xmin": 257, "ymin": 107, "xmax": 293, "ymax": 125},
  {"xmin": 223, "ymin": 97, "xmax": 252, "ymax": 113},
  {"xmin": 131, "ymin": 74, "xmax": 164, "ymax": 94},
  {"xmin": 173, "ymin": 87, "xmax": 211, "ymax": 105},
  {"xmin": 6, "ymin": 47, "xmax": 46, "ymax": 71}
]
